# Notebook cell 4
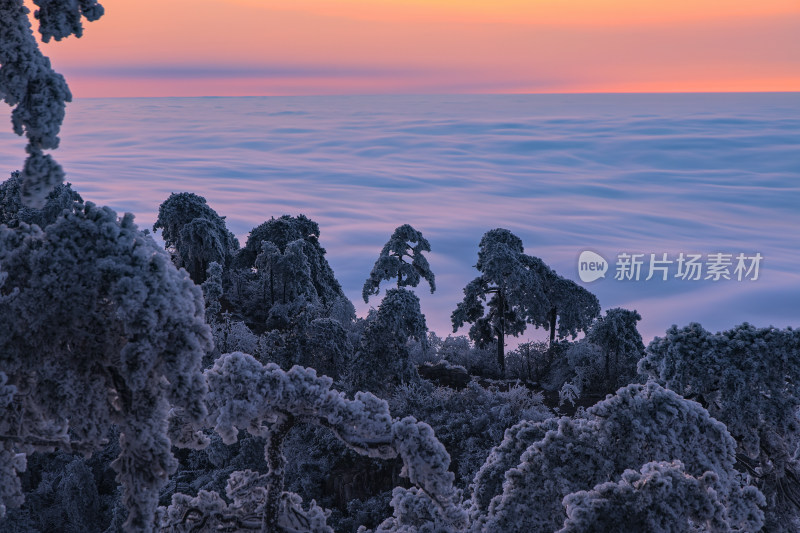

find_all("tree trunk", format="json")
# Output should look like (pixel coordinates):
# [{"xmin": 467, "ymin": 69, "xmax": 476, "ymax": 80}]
[
  {"xmin": 549, "ymin": 306, "xmax": 557, "ymax": 347},
  {"xmin": 497, "ymin": 289, "xmax": 506, "ymax": 375},
  {"xmin": 263, "ymin": 414, "xmax": 294, "ymax": 532},
  {"xmin": 269, "ymin": 267, "xmax": 275, "ymax": 307}
]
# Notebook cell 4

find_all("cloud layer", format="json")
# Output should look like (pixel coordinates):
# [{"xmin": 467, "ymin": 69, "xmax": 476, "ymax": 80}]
[{"xmin": 3, "ymin": 93, "xmax": 796, "ymax": 341}]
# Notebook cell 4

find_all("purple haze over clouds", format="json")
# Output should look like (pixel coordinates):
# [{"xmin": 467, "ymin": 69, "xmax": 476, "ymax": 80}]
[{"xmin": 1, "ymin": 93, "xmax": 798, "ymax": 343}]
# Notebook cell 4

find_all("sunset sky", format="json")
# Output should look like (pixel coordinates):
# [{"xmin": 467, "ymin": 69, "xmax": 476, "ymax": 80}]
[{"xmin": 32, "ymin": 0, "xmax": 800, "ymax": 97}]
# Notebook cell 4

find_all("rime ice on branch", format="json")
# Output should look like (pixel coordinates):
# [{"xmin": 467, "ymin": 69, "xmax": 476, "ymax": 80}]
[
  {"xmin": 162, "ymin": 353, "xmax": 466, "ymax": 532},
  {"xmin": 0, "ymin": 0, "xmax": 104, "ymax": 207}
]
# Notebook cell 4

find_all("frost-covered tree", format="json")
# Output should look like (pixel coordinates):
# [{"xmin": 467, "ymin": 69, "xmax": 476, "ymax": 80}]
[
  {"xmin": 0, "ymin": 0, "xmax": 103, "ymax": 206},
  {"xmin": 452, "ymin": 229, "xmax": 599, "ymax": 373},
  {"xmin": 201, "ymin": 261, "xmax": 223, "ymax": 323},
  {"xmin": 152, "ymin": 192, "xmax": 238, "ymax": 283},
  {"xmin": 362, "ymin": 224, "xmax": 435, "ymax": 303},
  {"xmin": 435, "ymin": 334, "xmax": 500, "ymax": 378},
  {"xmin": 0, "ymin": 449, "xmax": 114, "ymax": 532},
  {"xmin": 237, "ymin": 214, "xmax": 344, "ymax": 305},
  {"xmin": 451, "ymin": 229, "xmax": 546, "ymax": 373},
  {"xmin": 470, "ymin": 381, "xmax": 765, "ymax": 532},
  {"xmin": 0, "ymin": 203, "xmax": 212, "ymax": 531},
  {"xmin": 177, "ymin": 217, "xmax": 229, "ymax": 282},
  {"xmin": 564, "ymin": 340, "xmax": 605, "ymax": 395},
  {"xmin": 161, "ymin": 353, "xmax": 466, "ymax": 532},
  {"xmin": 389, "ymin": 380, "xmax": 550, "ymax": 489},
  {"xmin": 468, "ymin": 417, "xmax": 560, "ymax": 521},
  {"xmin": 0, "ymin": 170, "xmax": 83, "ymax": 228},
  {"xmin": 353, "ymin": 288, "xmax": 427, "ymax": 393},
  {"xmin": 208, "ymin": 312, "xmax": 259, "ymax": 366},
  {"xmin": 326, "ymin": 292, "xmax": 357, "ymax": 326},
  {"xmin": 300, "ymin": 317, "xmax": 353, "ymax": 381},
  {"xmin": 504, "ymin": 340, "xmax": 555, "ymax": 383},
  {"xmin": 563, "ymin": 307, "xmax": 646, "ymax": 396},
  {"xmin": 542, "ymin": 272, "xmax": 600, "ymax": 346},
  {"xmin": 585, "ymin": 307, "xmax": 645, "ymax": 390},
  {"xmin": 255, "ymin": 239, "xmax": 316, "ymax": 308},
  {"xmin": 641, "ymin": 323, "xmax": 800, "ymax": 531}
]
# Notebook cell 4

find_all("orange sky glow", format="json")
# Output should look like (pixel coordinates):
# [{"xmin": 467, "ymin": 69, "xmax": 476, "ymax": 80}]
[{"xmin": 31, "ymin": 0, "xmax": 800, "ymax": 97}]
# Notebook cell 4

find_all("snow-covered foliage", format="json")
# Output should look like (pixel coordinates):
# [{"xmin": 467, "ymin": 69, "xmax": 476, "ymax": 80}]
[
  {"xmin": 558, "ymin": 380, "xmax": 580, "ymax": 407},
  {"xmin": 0, "ymin": 202, "xmax": 211, "ymax": 531},
  {"xmin": 390, "ymin": 380, "xmax": 550, "ymax": 488},
  {"xmin": 352, "ymin": 288, "xmax": 427, "ymax": 393},
  {"xmin": 452, "ymin": 228, "xmax": 599, "ymax": 373},
  {"xmin": 0, "ymin": 170, "xmax": 82, "ymax": 228},
  {"xmin": 300, "ymin": 317, "xmax": 353, "ymax": 381},
  {"xmin": 0, "ymin": 449, "xmax": 116, "ymax": 532},
  {"xmin": 470, "ymin": 381, "xmax": 765, "ymax": 532},
  {"xmin": 209, "ymin": 313, "xmax": 259, "ymax": 365},
  {"xmin": 0, "ymin": 0, "xmax": 102, "ymax": 207},
  {"xmin": 504, "ymin": 340, "xmax": 551, "ymax": 382},
  {"xmin": 362, "ymin": 224, "xmax": 435, "ymax": 303},
  {"xmin": 0, "ymin": 371, "xmax": 24, "ymax": 519},
  {"xmin": 31, "ymin": 0, "xmax": 105, "ymax": 42},
  {"xmin": 152, "ymin": 192, "xmax": 238, "ymax": 283},
  {"xmin": 585, "ymin": 307, "xmax": 645, "ymax": 391},
  {"xmin": 325, "ymin": 293, "xmax": 357, "ymax": 326},
  {"xmin": 255, "ymin": 238, "xmax": 316, "ymax": 307},
  {"xmin": 201, "ymin": 261, "xmax": 223, "ymax": 323},
  {"xmin": 641, "ymin": 323, "xmax": 800, "ymax": 531},
  {"xmin": 238, "ymin": 214, "xmax": 344, "ymax": 305},
  {"xmin": 540, "ymin": 272, "xmax": 600, "ymax": 343},
  {"xmin": 557, "ymin": 461, "xmax": 742, "ymax": 533},
  {"xmin": 159, "ymin": 469, "xmax": 332, "ymax": 533},
  {"xmin": 433, "ymin": 334, "xmax": 500, "ymax": 378},
  {"xmin": 564, "ymin": 341, "xmax": 604, "ymax": 394},
  {"xmin": 468, "ymin": 417, "xmax": 560, "ymax": 521},
  {"xmin": 245, "ymin": 305, "xmax": 353, "ymax": 380},
  {"xmin": 162, "ymin": 352, "xmax": 465, "ymax": 532}
]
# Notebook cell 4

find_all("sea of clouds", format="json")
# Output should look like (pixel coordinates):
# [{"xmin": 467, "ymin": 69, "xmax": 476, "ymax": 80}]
[{"xmin": 1, "ymin": 93, "xmax": 798, "ymax": 342}]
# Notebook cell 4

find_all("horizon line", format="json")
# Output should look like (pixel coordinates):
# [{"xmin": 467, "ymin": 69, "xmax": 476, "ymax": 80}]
[{"xmin": 69, "ymin": 90, "xmax": 800, "ymax": 99}]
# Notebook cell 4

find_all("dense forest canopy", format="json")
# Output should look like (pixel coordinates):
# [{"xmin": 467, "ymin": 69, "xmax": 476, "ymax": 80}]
[
  {"xmin": 1, "ymin": 178, "xmax": 797, "ymax": 532},
  {"xmin": 1, "ymin": 3, "xmax": 798, "ymax": 532}
]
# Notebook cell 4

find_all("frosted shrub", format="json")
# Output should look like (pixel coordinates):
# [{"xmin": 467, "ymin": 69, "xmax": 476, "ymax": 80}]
[{"xmin": 351, "ymin": 288, "xmax": 427, "ymax": 394}]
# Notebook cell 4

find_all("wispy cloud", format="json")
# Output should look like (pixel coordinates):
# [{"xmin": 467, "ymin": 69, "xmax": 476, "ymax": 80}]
[{"xmin": 63, "ymin": 64, "xmax": 426, "ymax": 80}]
